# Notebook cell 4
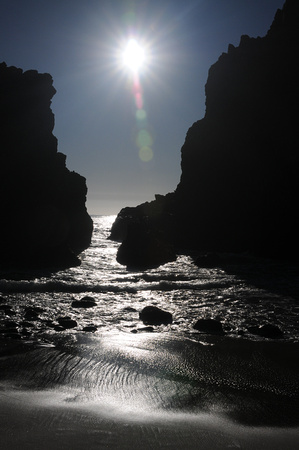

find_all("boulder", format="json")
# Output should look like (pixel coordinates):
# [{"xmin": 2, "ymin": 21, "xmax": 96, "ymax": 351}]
[
  {"xmin": 57, "ymin": 317, "xmax": 77, "ymax": 329},
  {"xmin": 72, "ymin": 296, "xmax": 97, "ymax": 308},
  {"xmin": 248, "ymin": 324, "xmax": 283, "ymax": 339},
  {"xmin": 139, "ymin": 306, "xmax": 173, "ymax": 326},
  {"xmin": 116, "ymin": 221, "xmax": 176, "ymax": 269},
  {"xmin": 193, "ymin": 318, "xmax": 225, "ymax": 335},
  {"xmin": 82, "ymin": 325, "xmax": 98, "ymax": 332}
]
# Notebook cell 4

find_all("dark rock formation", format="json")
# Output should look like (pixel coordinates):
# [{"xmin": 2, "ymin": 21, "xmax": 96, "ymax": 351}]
[
  {"xmin": 83, "ymin": 325, "xmax": 98, "ymax": 332},
  {"xmin": 0, "ymin": 62, "xmax": 93, "ymax": 269},
  {"xmin": 193, "ymin": 318, "xmax": 225, "ymax": 335},
  {"xmin": 110, "ymin": 0, "xmax": 299, "ymax": 264},
  {"xmin": 57, "ymin": 317, "xmax": 77, "ymax": 329},
  {"xmin": 139, "ymin": 305, "xmax": 173, "ymax": 326},
  {"xmin": 116, "ymin": 219, "xmax": 176, "ymax": 269},
  {"xmin": 248, "ymin": 324, "xmax": 283, "ymax": 339},
  {"xmin": 71, "ymin": 296, "xmax": 97, "ymax": 308}
]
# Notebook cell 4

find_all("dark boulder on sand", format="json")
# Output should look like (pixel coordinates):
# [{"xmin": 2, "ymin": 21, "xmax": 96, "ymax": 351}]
[
  {"xmin": 139, "ymin": 306, "xmax": 173, "ymax": 326},
  {"xmin": 248, "ymin": 324, "xmax": 283, "ymax": 339},
  {"xmin": 0, "ymin": 62, "xmax": 93, "ymax": 269},
  {"xmin": 110, "ymin": 0, "xmax": 299, "ymax": 262},
  {"xmin": 193, "ymin": 318, "xmax": 225, "ymax": 336}
]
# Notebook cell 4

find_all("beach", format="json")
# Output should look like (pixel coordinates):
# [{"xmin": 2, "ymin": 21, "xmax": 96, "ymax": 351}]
[{"xmin": 1, "ymin": 331, "xmax": 299, "ymax": 449}]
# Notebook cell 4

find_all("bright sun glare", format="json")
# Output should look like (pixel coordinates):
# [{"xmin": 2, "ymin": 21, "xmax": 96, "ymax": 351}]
[{"xmin": 122, "ymin": 38, "xmax": 145, "ymax": 73}]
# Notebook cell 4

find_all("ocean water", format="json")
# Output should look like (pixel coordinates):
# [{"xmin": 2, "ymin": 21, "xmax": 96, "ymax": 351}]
[{"xmin": 0, "ymin": 215, "xmax": 298, "ymax": 343}]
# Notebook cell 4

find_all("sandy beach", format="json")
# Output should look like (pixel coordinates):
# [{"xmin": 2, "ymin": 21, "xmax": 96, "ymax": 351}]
[{"xmin": 1, "ymin": 332, "xmax": 298, "ymax": 449}]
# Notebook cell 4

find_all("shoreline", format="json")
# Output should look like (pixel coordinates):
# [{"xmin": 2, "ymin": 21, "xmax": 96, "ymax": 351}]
[{"xmin": 1, "ymin": 331, "xmax": 299, "ymax": 448}]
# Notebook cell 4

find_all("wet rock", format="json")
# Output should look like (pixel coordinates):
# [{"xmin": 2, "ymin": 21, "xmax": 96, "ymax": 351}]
[
  {"xmin": 72, "ymin": 296, "xmax": 97, "ymax": 308},
  {"xmin": 54, "ymin": 325, "xmax": 65, "ymax": 332},
  {"xmin": 21, "ymin": 329, "xmax": 31, "ymax": 337},
  {"xmin": 24, "ymin": 307, "xmax": 41, "ymax": 320},
  {"xmin": 139, "ymin": 306, "xmax": 173, "ymax": 326},
  {"xmin": 247, "ymin": 324, "xmax": 283, "ymax": 339},
  {"xmin": 123, "ymin": 306, "xmax": 138, "ymax": 313},
  {"xmin": 4, "ymin": 320, "xmax": 18, "ymax": 329},
  {"xmin": 116, "ymin": 221, "xmax": 176, "ymax": 269},
  {"xmin": 138, "ymin": 326, "xmax": 155, "ymax": 332},
  {"xmin": 57, "ymin": 317, "xmax": 77, "ymax": 329},
  {"xmin": 0, "ymin": 305, "xmax": 15, "ymax": 315},
  {"xmin": 193, "ymin": 318, "xmax": 225, "ymax": 335},
  {"xmin": 82, "ymin": 325, "xmax": 97, "ymax": 332}
]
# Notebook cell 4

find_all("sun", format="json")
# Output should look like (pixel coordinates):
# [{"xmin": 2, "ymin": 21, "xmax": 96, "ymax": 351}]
[{"xmin": 122, "ymin": 38, "xmax": 145, "ymax": 73}]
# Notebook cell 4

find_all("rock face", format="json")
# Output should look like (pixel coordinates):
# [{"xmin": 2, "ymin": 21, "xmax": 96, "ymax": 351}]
[
  {"xmin": 110, "ymin": 0, "xmax": 299, "ymax": 265},
  {"xmin": 0, "ymin": 62, "xmax": 93, "ymax": 269}
]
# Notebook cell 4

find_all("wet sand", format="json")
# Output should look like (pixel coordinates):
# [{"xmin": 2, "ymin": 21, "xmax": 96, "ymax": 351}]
[{"xmin": 0, "ymin": 332, "xmax": 299, "ymax": 449}]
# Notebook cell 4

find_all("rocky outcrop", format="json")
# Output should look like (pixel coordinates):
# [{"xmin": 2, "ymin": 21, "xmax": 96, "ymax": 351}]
[
  {"xmin": 110, "ymin": 0, "xmax": 299, "ymax": 265},
  {"xmin": 0, "ymin": 62, "xmax": 93, "ymax": 269}
]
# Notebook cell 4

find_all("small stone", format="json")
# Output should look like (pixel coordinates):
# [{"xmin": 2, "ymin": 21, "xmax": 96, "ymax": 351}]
[
  {"xmin": 82, "ymin": 325, "xmax": 97, "ymax": 332},
  {"xmin": 137, "ymin": 326, "xmax": 154, "ymax": 333},
  {"xmin": 57, "ymin": 317, "xmax": 77, "ymax": 329}
]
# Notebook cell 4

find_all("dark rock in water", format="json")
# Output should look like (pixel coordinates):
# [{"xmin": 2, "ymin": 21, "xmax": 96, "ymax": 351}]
[
  {"xmin": 54, "ymin": 325, "xmax": 66, "ymax": 332},
  {"xmin": 82, "ymin": 325, "xmax": 97, "ymax": 332},
  {"xmin": 193, "ymin": 318, "xmax": 225, "ymax": 335},
  {"xmin": 248, "ymin": 324, "xmax": 283, "ymax": 339},
  {"xmin": 136, "ymin": 326, "xmax": 155, "ymax": 333},
  {"xmin": 72, "ymin": 296, "xmax": 97, "ymax": 308},
  {"xmin": 110, "ymin": 0, "xmax": 299, "ymax": 261},
  {"xmin": 0, "ymin": 305, "xmax": 15, "ymax": 316},
  {"xmin": 24, "ymin": 306, "xmax": 43, "ymax": 320},
  {"xmin": 116, "ymin": 220, "xmax": 176, "ymax": 269},
  {"xmin": 0, "ymin": 62, "xmax": 93, "ymax": 270},
  {"xmin": 57, "ymin": 317, "xmax": 77, "ymax": 329},
  {"xmin": 122, "ymin": 306, "xmax": 138, "ymax": 313},
  {"xmin": 139, "ymin": 305, "xmax": 173, "ymax": 326}
]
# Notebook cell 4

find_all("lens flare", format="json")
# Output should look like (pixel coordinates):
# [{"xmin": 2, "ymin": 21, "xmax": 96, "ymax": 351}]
[
  {"xmin": 139, "ymin": 146, "xmax": 153, "ymax": 162},
  {"xmin": 136, "ymin": 109, "xmax": 147, "ymax": 121},
  {"xmin": 137, "ymin": 129, "xmax": 153, "ymax": 149}
]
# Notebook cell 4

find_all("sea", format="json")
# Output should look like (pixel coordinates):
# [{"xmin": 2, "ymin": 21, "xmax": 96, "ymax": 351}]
[{"xmin": 0, "ymin": 215, "xmax": 298, "ymax": 344}]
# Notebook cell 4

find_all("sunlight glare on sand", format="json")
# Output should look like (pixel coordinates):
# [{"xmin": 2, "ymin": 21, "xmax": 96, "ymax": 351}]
[{"xmin": 1, "ymin": 388, "xmax": 299, "ymax": 450}]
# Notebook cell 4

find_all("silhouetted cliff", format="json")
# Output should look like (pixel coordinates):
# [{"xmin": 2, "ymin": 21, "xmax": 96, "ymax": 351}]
[
  {"xmin": 0, "ymin": 62, "xmax": 93, "ymax": 269},
  {"xmin": 110, "ymin": 0, "xmax": 299, "ymax": 267}
]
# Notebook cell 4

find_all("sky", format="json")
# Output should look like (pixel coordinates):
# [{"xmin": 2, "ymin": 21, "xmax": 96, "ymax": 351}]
[{"xmin": 0, "ymin": 0, "xmax": 284, "ymax": 215}]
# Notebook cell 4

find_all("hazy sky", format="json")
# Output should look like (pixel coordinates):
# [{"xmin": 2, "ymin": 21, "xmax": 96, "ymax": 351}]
[{"xmin": 0, "ymin": 0, "xmax": 284, "ymax": 215}]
